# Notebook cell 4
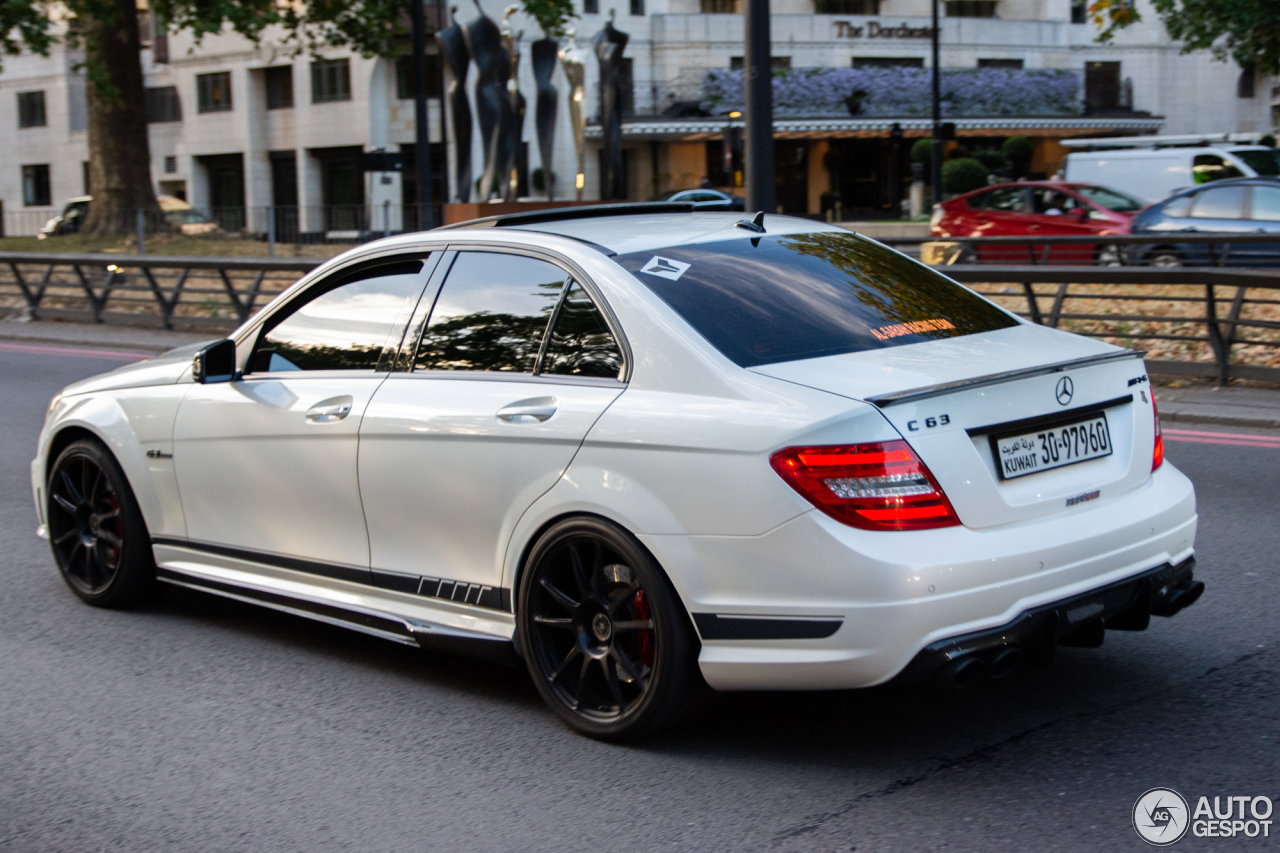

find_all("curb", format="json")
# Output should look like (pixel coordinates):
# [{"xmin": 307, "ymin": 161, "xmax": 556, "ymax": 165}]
[{"xmin": 1159, "ymin": 410, "xmax": 1280, "ymax": 430}]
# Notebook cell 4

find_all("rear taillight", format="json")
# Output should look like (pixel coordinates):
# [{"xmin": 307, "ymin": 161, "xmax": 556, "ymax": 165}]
[
  {"xmin": 1151, "ymin": 394, "xmax": 1164, "ymax": 471},
  {"xmin": 770, "ymin": 441, "xmax": 961, "ymax": 531}
]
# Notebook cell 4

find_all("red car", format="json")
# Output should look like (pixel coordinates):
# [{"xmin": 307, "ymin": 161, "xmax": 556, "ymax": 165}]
[{"xmin": 931, "ymin": 181, "xmax": 1144, "ymax": 264}]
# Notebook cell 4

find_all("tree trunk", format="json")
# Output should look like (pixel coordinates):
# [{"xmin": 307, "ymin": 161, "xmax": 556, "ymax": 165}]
[{"xmin": 82, "ymin": 0, "xmax": 159, "ymax": 235}]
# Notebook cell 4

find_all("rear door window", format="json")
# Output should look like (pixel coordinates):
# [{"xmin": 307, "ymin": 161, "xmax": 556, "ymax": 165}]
[
  {"xmin": 1251, "ymin": 186, "xmax": 1280, "ymax": 221},
  {"xmin": 413, "ymin": 251, "xmax": 568, "ymax": 373},
  {"xmin": 614, "ymin": 232, "xmax": 1018, "ymax": 368},
  {"xmin": 985, "ymin": 187, "xmax": 1028, "ymax": 212},
  {"xmin": 1190, "ymin": 186, "xmax": 1246, "ymax": 219}
]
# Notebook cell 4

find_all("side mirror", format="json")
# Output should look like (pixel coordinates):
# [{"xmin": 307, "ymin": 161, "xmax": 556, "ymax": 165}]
[{"xmin": 193, "ymin": 339, "xmax": 237, "ymax": 384}]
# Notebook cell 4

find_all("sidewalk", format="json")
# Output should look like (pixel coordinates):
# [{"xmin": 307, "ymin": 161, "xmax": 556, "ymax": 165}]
[
  {"xmin": 5, "ymin": 317, "xmax": 1280, "ymax": 430},
  {"xmin": 1, "ymin": 315, "xmax": 213, "ymax": 353}
]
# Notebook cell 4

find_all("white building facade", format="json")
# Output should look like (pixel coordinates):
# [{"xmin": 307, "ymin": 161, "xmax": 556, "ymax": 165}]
[{"xmin": 0, "ymin": 0, "xmax": 1275, "ymax": 234}]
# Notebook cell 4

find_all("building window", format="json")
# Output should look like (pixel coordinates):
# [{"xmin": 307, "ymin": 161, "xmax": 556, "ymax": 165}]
[
  {"xmin": 978, "ymin": 58, "xmax": 1024, "ymax": 69},
  {"xmin": 853, "ymin": 56, "xmax": 923, "ymax": 69},
  {"xmin": 1085, "ymin": 61, "xmax": 1121, "ymax": 112},
  {"xmin": 946, "ymin": 1, "xmax": 996, "ymax": 16},
  {"xmin": 395, "ymin": 55, "xmax": 442, "ymax": 100},
  {"xmin": 730, "ymin": 56, "xmax": 791, "ymax": 71},
  {"xmin": 630, "ymin": 0, "xmax": 644, "ymax": 14},
  {"xmin": 17, "ymin": 91, "xmax": 46, "ymax": 128},
  {"xmin": 1238, "ymin": 65, "xmax": 1256, "ymax": 99},
  {"xmin": 311, "ymin": 59, "xmax": 352, "ymax": 103},
  {"xmin": 701, "ymin": 0, "xmax": 741, "ymax": 12},
  {"xmin": 1070, "ymin": 0, "xmax": 1087, "ymax": 23},
  {"xmin": 815, "ymin": 0, "xmax": 878, "ymax": 13},
  {"xmin": 196, "ymin": 72, "xmax": 233, "ymax": 113},
  {"xmin": 164, "ymin": 155, "xmax": 178, "ymax": 173},
  {"xmin": 22, "ymin": 165, "xmax": 51, "ymax": 206},
  {"xmin": 266, "ymin": 65, "xmax": 294, "ymax": 109},
  {"xmin": 584, "ymin": 0, "xmax": 599, "ymax": 12},
  {"xmin": 145, "ymin": 86, "xmax": 182, "ymax": 122}
]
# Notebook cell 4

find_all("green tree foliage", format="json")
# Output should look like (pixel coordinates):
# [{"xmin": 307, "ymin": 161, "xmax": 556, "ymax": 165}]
[
  {"xmin": 941, "ymin": 158, "xmax": 990, "ymax": 195},
  {"xmin": 910, "ymin": 138, "xmax": 933, "ymax": 163},
  {"xmin": 971, "ymin": 149, "xmax": 1008, "ymax": 171},
  {"xmin": 522, "ymin": 0, "xmax": 577, "ymax": 38},
  {"xmin": 1001, "ymin": 136, "xmax": 1034, "ymax": 163},
  {"xmin": 1090, "ymin": 0, "xmax": 1280, "ymax": 75}
]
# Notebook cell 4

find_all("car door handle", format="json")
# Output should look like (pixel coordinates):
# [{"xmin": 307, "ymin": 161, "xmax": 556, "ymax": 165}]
[
  {"xmin": 497, "ymin": 397, "xmax": 557, "ymax": 423},
  {"xmin": 306, "ymin": 396, "xmax": 353, "ymax": 423}
]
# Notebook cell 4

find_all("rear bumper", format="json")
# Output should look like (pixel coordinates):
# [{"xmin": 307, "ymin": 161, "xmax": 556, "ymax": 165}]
[
  {"xmin": 644, "ymin": 462, "xmax": 1197, "ymax": 691},
  {"xmin": 894, "ymin": 556, "xmax": 1201, "ymax": 688}
]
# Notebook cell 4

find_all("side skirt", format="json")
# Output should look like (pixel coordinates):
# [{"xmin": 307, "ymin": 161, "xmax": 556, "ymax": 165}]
[{"xmin": 156, "ymin": 566, "xmax": 518, "ymax": 666}]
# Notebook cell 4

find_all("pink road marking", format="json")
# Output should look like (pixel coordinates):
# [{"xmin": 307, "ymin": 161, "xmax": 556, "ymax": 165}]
[
  {"xmin": 0, "ymin": 341, "xmax": 154, "ymax": 362},
  {"xmin": 1164, "ymin": 433, "xmax": 1280, "ymax": 448}
]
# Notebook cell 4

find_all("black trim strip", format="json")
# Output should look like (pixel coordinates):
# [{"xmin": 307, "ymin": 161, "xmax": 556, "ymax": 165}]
[
  {"xmin": 966, "ymin": 395, "xmax": 1134, "ymax": 438},
  {"xmin": 865, "ymin": 350, "xmax": 1145, "ymax": 408},
  {"xmin": 156, "ymin": 567, "xmax": 413, "ymax": 639},
  {"xmin": 152, "ymin": 538, "xmax": 508, "ymax": 612},
  {"xmin": 693, "ymin": 613, "xmax": 842, "ymax": 640}
]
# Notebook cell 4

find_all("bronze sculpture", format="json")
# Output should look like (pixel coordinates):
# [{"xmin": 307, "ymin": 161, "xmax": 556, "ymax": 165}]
[
  {"xmin": 559, "ymin": 28, "xmax": 588, "ymax": 201},
  {"xmin": 500, "ymin": 7, "xmax": 526, "ymax": 202},
  {"xmin": 593, "ymin": 11, "xmax": 629, "ymax": 200},
  {"xmin": 437, "ymin": 5, "xmax": 473, "ymax": 203},
  {"xmin": 464, "ymin": 0, "xmax": 510, "ymax": 202},
  {"xmin": 531, "ymin": 34, "xmax": 559, "ymax": 200}
]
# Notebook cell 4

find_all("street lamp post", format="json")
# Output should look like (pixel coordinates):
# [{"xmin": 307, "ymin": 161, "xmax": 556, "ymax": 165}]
[
  {"xmin": 930, "ymin": 0, "xmax": 941, "ymax": 206},
  {"xmin": 743, "ymin": 0, "xmax": 774, "ymax": 214},
  {"xmin": 411, "ymin": 0, "xmax": 434, "ymax": 231}
]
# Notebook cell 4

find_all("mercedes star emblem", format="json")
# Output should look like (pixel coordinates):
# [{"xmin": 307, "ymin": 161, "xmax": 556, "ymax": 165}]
[{"xmin": 1056, "ymin": 376, "xmax": 1074, "ymax": 406}]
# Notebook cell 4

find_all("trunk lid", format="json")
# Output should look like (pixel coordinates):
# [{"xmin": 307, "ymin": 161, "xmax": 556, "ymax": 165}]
[{"xmin": 751, "ymin": 324, "xmax": 1156, "ymax": 529}]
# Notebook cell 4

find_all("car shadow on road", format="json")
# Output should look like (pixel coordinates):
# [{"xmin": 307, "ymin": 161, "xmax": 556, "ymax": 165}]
[{"xmin": 150, "ymin": 582, "xmax": 1167, "ymax": 769}]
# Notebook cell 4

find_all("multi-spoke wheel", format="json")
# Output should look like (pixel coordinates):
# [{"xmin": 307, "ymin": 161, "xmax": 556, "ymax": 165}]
[
  {"xmin": 518, "ymin": 517, "xmax": 708, "ymax": 740},
  {"xmin": 47, "ymin": 439, "xmax": 156, "ymax": 607}
]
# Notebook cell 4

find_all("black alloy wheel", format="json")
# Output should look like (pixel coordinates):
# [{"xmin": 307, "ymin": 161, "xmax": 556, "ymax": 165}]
[
  {"xmin": 518, "ymin": 517, "xmax": 708, "ymax": 740},
  {"xmin": 47, "ymin": 439, "xmax": 156, "ymax": 607}
]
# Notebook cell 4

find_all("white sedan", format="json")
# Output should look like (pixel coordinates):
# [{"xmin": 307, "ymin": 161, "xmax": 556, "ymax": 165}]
[{"xmin": 31, "ymin": 207, "xmax": 1202, "ymax": 739}]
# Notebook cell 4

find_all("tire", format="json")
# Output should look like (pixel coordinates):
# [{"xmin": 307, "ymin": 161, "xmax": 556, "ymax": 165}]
[
  {"xmin": 1146, "ymin": 249, "xmax": 1183, "ymax": 268},
  {"xmin": 46, "ymin": 439, "xmax": 157, "ymax": 607},
  {"xmin": 517, "ymin": 516, "xmax": 709, "ymax": 740},
  {"xmin": 1095, "ymin": 243, "xmax": 1124, "ymax": 267}
]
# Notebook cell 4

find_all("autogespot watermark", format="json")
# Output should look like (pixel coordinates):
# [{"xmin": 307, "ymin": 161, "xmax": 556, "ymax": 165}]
[{"xmin": 1133, "ymin": 788, "xmax": 1275, "ymax": 845}]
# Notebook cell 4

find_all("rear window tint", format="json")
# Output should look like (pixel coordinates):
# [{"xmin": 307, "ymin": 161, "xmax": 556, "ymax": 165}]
[{"xmin": 614, "ymin": 232, "xmax": 1017, "ymax": 368}]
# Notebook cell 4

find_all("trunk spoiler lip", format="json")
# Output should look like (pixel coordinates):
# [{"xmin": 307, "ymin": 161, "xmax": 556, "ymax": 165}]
[{"xmin": 864, "ymin": 349, "xmax": 1146, "ymax": 408}]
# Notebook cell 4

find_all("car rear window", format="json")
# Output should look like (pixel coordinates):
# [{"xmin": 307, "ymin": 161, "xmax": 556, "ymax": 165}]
[{"xmin": 614, "ymin": 232, "xmax": 1018, "ymax": 368}]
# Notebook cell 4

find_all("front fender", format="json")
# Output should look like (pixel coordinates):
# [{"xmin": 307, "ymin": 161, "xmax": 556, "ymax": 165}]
[{"xmin": 37, "ymin": 386, "xmax": 189, "ymax": 541}]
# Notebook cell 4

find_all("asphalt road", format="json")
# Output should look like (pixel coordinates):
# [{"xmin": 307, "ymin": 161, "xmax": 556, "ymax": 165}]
[{"xmin": 1, "ymin": 344, "xmax": 1276, "ymax": 853}]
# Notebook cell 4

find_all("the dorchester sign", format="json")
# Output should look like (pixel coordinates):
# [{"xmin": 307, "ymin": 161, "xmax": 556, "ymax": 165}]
[{"xmin": 834, "ymin": 20, "xmax": 937, "ymax": 38}]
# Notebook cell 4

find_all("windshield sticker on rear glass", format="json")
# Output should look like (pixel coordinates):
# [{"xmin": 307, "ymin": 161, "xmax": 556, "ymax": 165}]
[
  {"xmin": 639, "ymin": 256, "xmax": 691, "ymax": 281},
  {"xmin": 870, "ymin": 318, "xmax": 956, "ymax": 341}
]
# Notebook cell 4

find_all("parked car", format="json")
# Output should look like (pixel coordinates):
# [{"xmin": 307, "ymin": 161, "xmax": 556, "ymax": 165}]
[
  {"xmin": 37, "ymin": 195, "xmax": 219, "ymax": 239},
  {"xmin": 1128, "ymin": 178, "xmax": 1280, "ymax": 267},
  {"xmin": 36, "ymin": 196, "xmax": 91, "ymax": 238},
  {"xmin": 34, "ymin": 206, "xmax": 1201, "ymax": 740},
  {"xmin": 1065, "ymin": 145, "xmax": 1280, "ymax": 204},
  {"xmin": 650, "ymin": 188, "xmax": 745, "ymax": 211},
  {"xmin": 930, "ymin": 181, "xmax": 1142, "ymax": 264}
]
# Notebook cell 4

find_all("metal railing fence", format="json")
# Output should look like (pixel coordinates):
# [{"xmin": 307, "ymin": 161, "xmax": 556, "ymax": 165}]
[{"xmin": 878, "ymin": 232, "xmax": 1280, "ymax": 268}]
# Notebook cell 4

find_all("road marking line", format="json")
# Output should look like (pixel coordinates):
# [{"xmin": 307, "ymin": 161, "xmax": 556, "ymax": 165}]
[
  {"xmin": 1164, "ymin": 428, "xmax": 1280, "ymax": 448},
  {"xmin": 0, "ymin": 341, "xmax": 155, "ymax": 362}
]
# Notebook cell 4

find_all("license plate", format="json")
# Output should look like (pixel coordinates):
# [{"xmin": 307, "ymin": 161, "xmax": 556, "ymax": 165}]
[{"xmin": 993, "ymin": 413, "xmax": 1112, "ymax": 480}]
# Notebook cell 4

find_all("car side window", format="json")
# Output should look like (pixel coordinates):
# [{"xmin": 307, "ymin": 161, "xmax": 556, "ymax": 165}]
[
  {"xmin": 413, "ymin": 251, "xmax": 567, "ymax": 373},
  {"xmin": 541, "ymin": 282, "xmax": 624, "ymax": 380},
  {"xmin": 1161, "ymin": 195, "xmax": 1194, "ymax": 218},
  {"xmin": 1192, "ymin": 154, "xmax": 1244, "ymax": 184},
  {"xmin": 1032, "ymin": 189, "xmax": 1081, "ymax": 215},
  {"xmin": 250, "ymin": 259, "xmax": 427, "ymax": 373},
  {"xmin": 966, "ymin": 190, "xmax": 990, "ymax": 210},
  {"xmin": 985, "ymin": 187, "xmax": 1027, "ymax": 212},
  {"xmin": 1252, "ymin": 186, "xmax": 1280, "ymax": 221},
  {"xmin": 1190, "ymin": 186, "xmax": 1246, "ymax": 219}
]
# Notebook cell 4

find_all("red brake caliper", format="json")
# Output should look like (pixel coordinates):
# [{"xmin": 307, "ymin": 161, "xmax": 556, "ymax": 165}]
[{"xmin": 634, "ymin": 589, "xmax": 654, "ymax": 668}]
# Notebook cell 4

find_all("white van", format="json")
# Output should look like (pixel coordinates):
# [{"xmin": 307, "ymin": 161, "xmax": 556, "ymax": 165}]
[{"xmin": 1064, "ymin": 145, "xmax": 1280, "ymax": 204}]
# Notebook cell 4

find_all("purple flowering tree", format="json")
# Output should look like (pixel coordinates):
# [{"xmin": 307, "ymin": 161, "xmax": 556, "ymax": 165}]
[{"xmin": 702, "ymin": 67, "xmax": 1082, "ymax": 117}]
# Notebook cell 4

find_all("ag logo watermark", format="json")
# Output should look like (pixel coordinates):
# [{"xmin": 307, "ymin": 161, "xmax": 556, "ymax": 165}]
[
  {"xmin": 1133, "ymin": 788, "xmax": 1190, "ymax": 846},
  {"xmin": 1133, "ymin": 788, "xmax": 1274, "ymax": 844}
]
